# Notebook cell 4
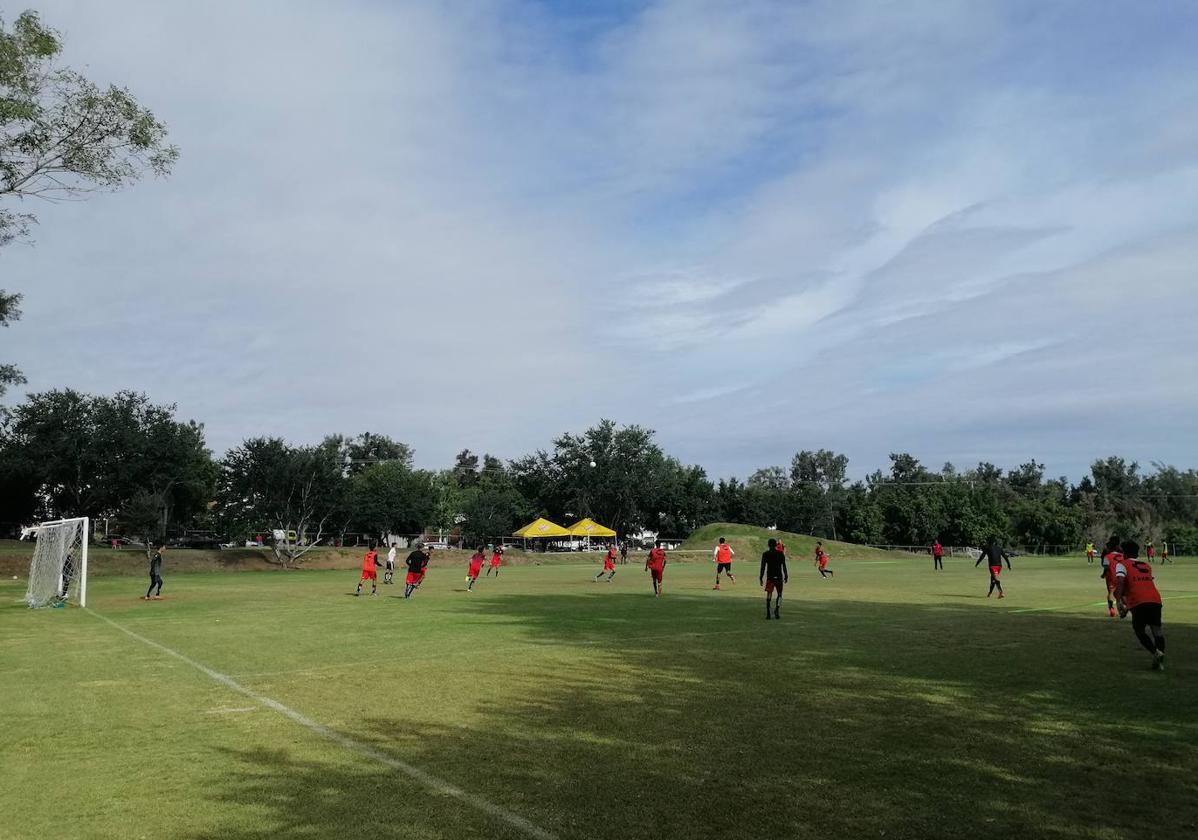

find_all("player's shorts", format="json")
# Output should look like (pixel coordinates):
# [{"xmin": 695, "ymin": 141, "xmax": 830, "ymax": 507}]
[
  {"xmin": 989, "ymin": 565, "xmax": 1001, "ymax": 577},
  {"xmin": 361, "ymin": 569, "xmax": 377, "ymax": 581},
  {"xmin": 405, "ymin": 571, "xmax": 422, "ymax": 585},
  {"xmin": 385, "ymin": 561, "xmax": 395, "ymax": 570},
  {"xmin": 717, "ymin": 562, "xmax": 732, "ymax": 574},
  {"xmin": 490, "ymin": 559, "xmax": 501, "ymax": 567},
  {"xmin": 604, "ymin": 562, "xmax": 615, "ymax": 571},
  {"xmin": 1130, "ymin": 602, "xmax": 1163, "ymax": 627},
  {"xmin": 818, "ymin": 560, "xmax": 828, "ymax": 569},
  {"xmin": 468, "ymin": 567, "xmax": 483, "ymax": 578},
  {"xmin": 650, "ymin": 568, "xmax": 663, "ymax": 582},
  {"xmin": 765, "ymin": 578, "xmax": 783, "ymax": 594}
]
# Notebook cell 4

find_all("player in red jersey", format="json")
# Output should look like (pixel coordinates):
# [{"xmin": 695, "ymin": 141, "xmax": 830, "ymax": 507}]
[
  {"xmin": 1100, "ymin": 535, "xmax": 1122, "ymax": 618},
  {"xmin": 487, "ymin": 546, "xmax": 502, "ymax": 576},
  {"xmin": 974, "ymin": 538, "xmax": 1010, "ymax": 598},
  {"xmin": 931, "ymin": 540, "xmax": 945, "ymax": 571},
  {"xmin": 712, "ymin": 537, "xmax": 735, "ymax": 589},
  {"xmin": 355, "ymin": 546, "xmax": 380, "ymax": 597},
  {"xmin": 645, "ymin": 546, "xmax": 667, "ymax": 597},
  {"xmin": 1114, "ymin": 540, "xmax": 1166, "ymax": 670},
  {"xmin": 1146, "ymin": 541, "xmax": 1156, "ymax": 563},
  {"xmin": 466, "ymin": 547, "xmax": 485, "ymax": 592},
  {"xmin": 594, "ymin": 544, "xmax": 618, "ymax": 582},
  {"xmin": 403, "ymin": 544, "xmax": 430, "ymax": 599},
  {"xmin": 760, "ymin": 538, "xmax": 788, "ymax": 620},
  {"xmin": 814, "ymin": 542, "xmax": 834, "ymax": 578}
]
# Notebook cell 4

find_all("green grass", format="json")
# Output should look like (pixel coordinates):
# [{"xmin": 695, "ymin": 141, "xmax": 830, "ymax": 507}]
[{"xmin": 2, "ymin": 550, "xmax": 1197, "ymax": 839}]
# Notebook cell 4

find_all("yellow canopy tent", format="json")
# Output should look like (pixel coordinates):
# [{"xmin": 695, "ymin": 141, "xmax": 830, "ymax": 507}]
[
  {"xmin": 513, "ymin": 518, "xmax": 570, "ymax": 539},
  {"xmin": 566, "ymin": 518, "xmax": 616, "ymax": 539}
]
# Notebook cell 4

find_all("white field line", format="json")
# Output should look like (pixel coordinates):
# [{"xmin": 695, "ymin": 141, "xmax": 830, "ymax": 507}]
[{"xmin": 86, "ymin": 609, "xmax": 557, "ymax": 840}]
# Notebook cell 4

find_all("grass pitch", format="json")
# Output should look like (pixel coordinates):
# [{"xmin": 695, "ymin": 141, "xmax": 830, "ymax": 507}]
[{"xmin": 2, "ymin": 545, "xmax": 1196, "ymax": 840}]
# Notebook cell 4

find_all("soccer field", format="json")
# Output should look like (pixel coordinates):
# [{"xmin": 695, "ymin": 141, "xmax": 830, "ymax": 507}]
[{"xmin": 2, "ymin": 556, "xmax": 1196, "ymax": 840}]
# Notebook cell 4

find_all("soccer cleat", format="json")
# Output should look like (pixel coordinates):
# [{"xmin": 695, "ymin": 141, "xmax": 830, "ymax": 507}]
[
  {"xmin": 774, "ymin": 609, "xmax": 781, "ymax": 620},
  {"xmin": 998, "ymin": 593, "xmax": 1004, "ymax": 599},
  {"xmin": 713, "ymin": 585, "xmax": 720, "ymax": 590},
  {"xmin": 765, "ymin": 612, "xmax": 771, "ymax": 620}
]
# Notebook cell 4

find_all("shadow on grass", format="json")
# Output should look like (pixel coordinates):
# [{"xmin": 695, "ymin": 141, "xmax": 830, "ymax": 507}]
[{"xmin": 186, "ymin": 594, "xmax": 1198, "ymax": 840}]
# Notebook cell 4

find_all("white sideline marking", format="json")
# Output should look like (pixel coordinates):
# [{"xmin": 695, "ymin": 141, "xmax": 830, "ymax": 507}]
[
  {"xmin": 203, "ymin": 706, "xmax": 257, "ymax": 715},
  {"xmin": 88, "ymin": 610, "xmax": 557, "ymax": 840}
]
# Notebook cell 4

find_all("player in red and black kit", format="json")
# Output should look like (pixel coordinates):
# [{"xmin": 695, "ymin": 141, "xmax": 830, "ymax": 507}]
[
  {"xmin": 1100, "ymin": 535, "xmax": 1122, "ymax": 618},
  {"xmin": 814, "ymin": 542, "xmax": 834, "ymax": 578},
  {"xmin": 760, "ymin": 538, "xmax": 788, "ymax": 620},
  {"xmin": 355, "ymin": 546, "xmax": 380, "ymax": 597},
  {"xmin": 487, "ymin": 546, "xmax": 502, "ymax": 576},
  {"xmin": 974, "ymin": 538, "xmax": 1010, "ymax": 598},
  {"xmin": 466, "ymin": 547, "xmax": 485, "ymax": 592},
  {"xmin": 1114, "ymin": 540, "xmax": 1166, "ymax": 670},
  {"xmin": 645, "ymin": 546, "xmax": 667, "ymax": 597},
  {"xmin": 594, "ymin": 544, "xmax": 618, "ymax": 582},
  {"xmin": 931, "ymin": 540, "xmax": 944, "ymax": 571},
  {"xmin": 403, "ymin": 544, "xmax": 430, "ymax": 599}
]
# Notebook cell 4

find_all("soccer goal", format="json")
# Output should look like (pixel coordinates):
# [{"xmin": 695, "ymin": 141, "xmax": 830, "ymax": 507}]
[{"xmin": 25, "ymin": 517, "xmax": 90, "ymax": 609}]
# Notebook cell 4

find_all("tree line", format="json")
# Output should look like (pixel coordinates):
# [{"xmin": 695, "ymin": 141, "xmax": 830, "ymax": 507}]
[{"xmin": 2, "ymin": 389, "xmax": 1195, "ymax": 562}]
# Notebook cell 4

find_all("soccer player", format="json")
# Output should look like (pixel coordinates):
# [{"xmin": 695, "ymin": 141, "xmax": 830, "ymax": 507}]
[
  {"xmin": 1146, "ymin": 541, "xmax": 1155, "ymax": 563},
  {"xmin": 974, "ymin": 538, "xmax": 1010, "ymax": 598},
  {"xmin": 54, "ymin": 549, "xmax": 77, "ymax": 607},
  {"xmin": 1085, "ymin": 542, "xmax": 1095, "ymax": 564},
  {"xmin": 776, "ymin": 538, "xmax": 787, "ymax": 557},
  {"xmin": 760, "ymin": 538, "xmax": 788, "ymax": 620},
  {"xmin": 384, "ymin": 544, "xmax": 397, "ymax": 584},
  {"xmin": 1114, "ymin": 540, "xmax": 1166, "ymax": 670},
  {"xmin": 404, "ymin": 543, "xmax": 430, "ymax": 599},
  {"xmin": 815, "ymin": 543, "xmax": 834, "ymax": 578},
  {"xmin": 486, "ymin": 546, "xmax": 502, "ymax": 576},
  {"xmin": 1161, "ymin": 541, "xmax": 1172, "ymax": 563},
  {"xmin": 594, "ymin": 544, "xmax": 617, "ymax": 582},
  {"xmin": 645, "ymin": 545, "xmax": 667, "ymax": 597},
  {"xmin": 712, "ymin": 537, "xmax": 735, "ymax": 589},
  {"xmin": 355, "ymin": 546, "xmax": 380, "ymax": 597},
  {"xmin": 1100, "ymin": 535, "xmax": 1122, "ymax": 618},
  {"xmin": 931, "ymin": 540, "xmax": 944, "ymax": 571},
  {"xmin": 619, "ymin": 543, "xmax": 628, "ymax": 565},
  {"xmin": 466, "ymin": 547, "xmax": 485, "ymax": 592},
  {"xmin": 144, "ymin": 545, "xmax": 165, "ymax": 600}
]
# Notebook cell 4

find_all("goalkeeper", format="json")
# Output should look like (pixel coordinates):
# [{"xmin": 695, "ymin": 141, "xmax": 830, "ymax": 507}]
[
  {"xmin": 144, "ymin": 545, "xmax": 165, "ymax": 600},
  {"xmin": 53, "ymin": 550, "xmax": 76, "ymax": 607}
]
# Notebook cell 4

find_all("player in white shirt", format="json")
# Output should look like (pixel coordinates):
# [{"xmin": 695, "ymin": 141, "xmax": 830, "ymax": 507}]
[{"xmin": 384, "ymin": 544, "xmax": 398, "ymax": 584}]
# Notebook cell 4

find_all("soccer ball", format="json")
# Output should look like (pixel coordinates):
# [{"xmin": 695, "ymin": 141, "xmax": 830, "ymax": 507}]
[{"xmin": 589, "ymin": 460, "xmax": 597, "ymax": 468}]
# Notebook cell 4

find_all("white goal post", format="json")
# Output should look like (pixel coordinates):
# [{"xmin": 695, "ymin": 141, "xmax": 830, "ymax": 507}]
[{"xmin": 25, "ymin": 517, "xmax": 90, "ymax": 609}]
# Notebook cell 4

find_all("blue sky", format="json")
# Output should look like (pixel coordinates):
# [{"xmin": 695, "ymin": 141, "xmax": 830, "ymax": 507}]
[{"xmin": 4, "ymin": 0, "xmax": 1197, "ymax": 480}]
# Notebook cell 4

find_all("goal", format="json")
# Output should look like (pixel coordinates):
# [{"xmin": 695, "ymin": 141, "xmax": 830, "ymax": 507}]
[{"xmin": 25, "ymin": 517, "xmax": 90, "ymax": 608}]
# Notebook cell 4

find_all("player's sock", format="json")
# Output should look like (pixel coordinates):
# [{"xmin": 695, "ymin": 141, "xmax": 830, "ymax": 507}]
[
  {"xmin": 765, "ymin": 596, "xmax": 772, "ymax": 618},
  {"xmin": 404, "ymin": 584, "xmax": 414, "ymax": 598},
  {"xmin": 1154, "ymin": 632, "xmax": 1166, "ymax": 653},
  {"xmin": 774, "ymin": 595, "xmax": 781, "ymax": 618}
]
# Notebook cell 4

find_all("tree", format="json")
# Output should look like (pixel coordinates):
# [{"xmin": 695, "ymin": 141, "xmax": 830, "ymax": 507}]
[
  {"xmin": 460, "ymin": 470, "xmax": 530, "ymax": 543},
  {"xmin": 0, "ymin": 390, "xmax": 212, "ymax": 549},
  {"xmin": 452, "ymin": 449, "xmax": 481, "ymax": 488},
  {"xmin": 0, "ymin": 290, "xmax": 24, "ymax": 396},
  {"xmin": 217, "ymin": 438, "xmax": 342, "ymax": 566},
  {"xmin": 344, "ymin": 461, "xmax": 435, "ymax": 539}
]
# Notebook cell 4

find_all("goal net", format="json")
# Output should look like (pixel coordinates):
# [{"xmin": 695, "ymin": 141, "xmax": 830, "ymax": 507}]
[{"xmin": 25, "ymin": 517, "xmax": 89, "ymax": 609}]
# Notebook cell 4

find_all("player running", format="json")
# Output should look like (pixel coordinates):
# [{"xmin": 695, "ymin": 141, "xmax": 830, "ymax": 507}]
[
  {"xmin": 466, "ymin": 547, "xmax": 485, "ymax": 592},
  {"xmin": 403, "ymin": 544, "xmax": 430, "ymax": 599},
  {"xmin": 645, "ymin": 545, "xmax": 667, "ymax": 597},
  {"xmin": 1114, "ymin": 540, "xmax": 1167, "ymax": 670},
  {"xmin": 1146, "ymin": 541, "xmax": 1156, "ymax": 563},
  {"xmin": 1085, "ymin": 542, "xmax": 1096, "ymax": 564},
  {"xmin": 974, "ymin": 538, "xmax": 1010, "ymax": 598},
  {"xmin": 712, "ymin": 537, "xmax": 735, "ymax": 589},
  {"xmin": 384, "ymin": 544, "xmax": 397, "ymax": 584},
  {"xmin": 487, "ymin": 546, "xmax": 502, "ymax": 576},
  {"xmin": 931, "ymin": 540, "xmax": 944, "ymax": 571},
  {"xmin": 1100, "ymin": 535, "xmax": 1122, "ymax": 617},
  {"xmin": 355, "ymin": 546, "xmax": 380, "ymax": 597},
  {"xmin": 594, "ymin": 544, "xmax": 618, "ymax": 582},
  {"xmin": 143, "ymin": 545, "xmax": 165, "ymax": 601},
  {"xmin": 815, "ymin": 542, "xmax": 834, "ymax": 578},
  {"xmin": 760, "ymin": 538, "xmax": 788, "ymax": 620}
]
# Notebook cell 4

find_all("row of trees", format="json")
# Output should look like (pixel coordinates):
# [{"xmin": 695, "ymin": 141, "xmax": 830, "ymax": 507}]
[{"xmin": 2, "ymin": 389, "xmax": 1196, "ymax": 563}]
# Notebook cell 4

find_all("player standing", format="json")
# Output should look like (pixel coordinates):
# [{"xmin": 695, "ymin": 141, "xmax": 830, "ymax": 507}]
[
  {"xmin": 931, "ymin": 540, "xmax": 945, "ymax": 571},
  {"xmin": 1114, "ymin": 540, "xmax": 1166, "ymax": 670},
  {"xmin": 1146, "ymin": 541, "xmax": 1155, "ymax": 563},
  {"xmin": 594, "ymin": 544, "xmax": 617, "ymax": 582},
  {"xmin": 1085, "ymin": 542, "xmax": 1095, "ymax": 564},
  {"xmin": 619, "ymin": 543, "xmax": 628, "ymax": 565},
  {"xmin": 712, "ymin": 537, "xmax": 735, "ymax": 589},
  {"xmin": 1100, "ymin": 535, "xmax": 1122, "ymax": 618},
  {"xmin": 815, "ymin": 542, "xmax": 834, "ymax": 578},
  {"xmin": 355, "ymin": 546, "xmax": 380, "ymax": 597},
  {"xmin": 760, "ymin": 538, "xmax": 788, "ymax": 620},
  {"xmin": 403, "ymin": 543, "xmax": 430, "ymax": 599},
  {"xmin": 486, "ymin": 546, "xmax": 502, "ymax": 576},
  {"xmin": 466, "ymin": 547, "xmax": 485, "ymax": 591},
  {"xmin": 384, "ymin": 544, "xmax": 397, "ymax": 584},
  {"xmin": 974, "ymin": 538, "xmax": 1010, "ymax": 598},
  {"xmin": 143, "ymin": 545, "xmax": 165, "ymax": 600},
  {"xmin": 1161, "ymin": 541, "xmax": 1172, "ymax": 563},
  {"xmin": 645, "ymin": 545, "xmax": 667, "ymax": 597}
]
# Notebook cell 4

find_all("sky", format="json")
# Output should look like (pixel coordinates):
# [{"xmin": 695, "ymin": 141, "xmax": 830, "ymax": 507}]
[{"xmin": 4, "ymin": 0, "xmax": 1197, "ymax": 481}]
